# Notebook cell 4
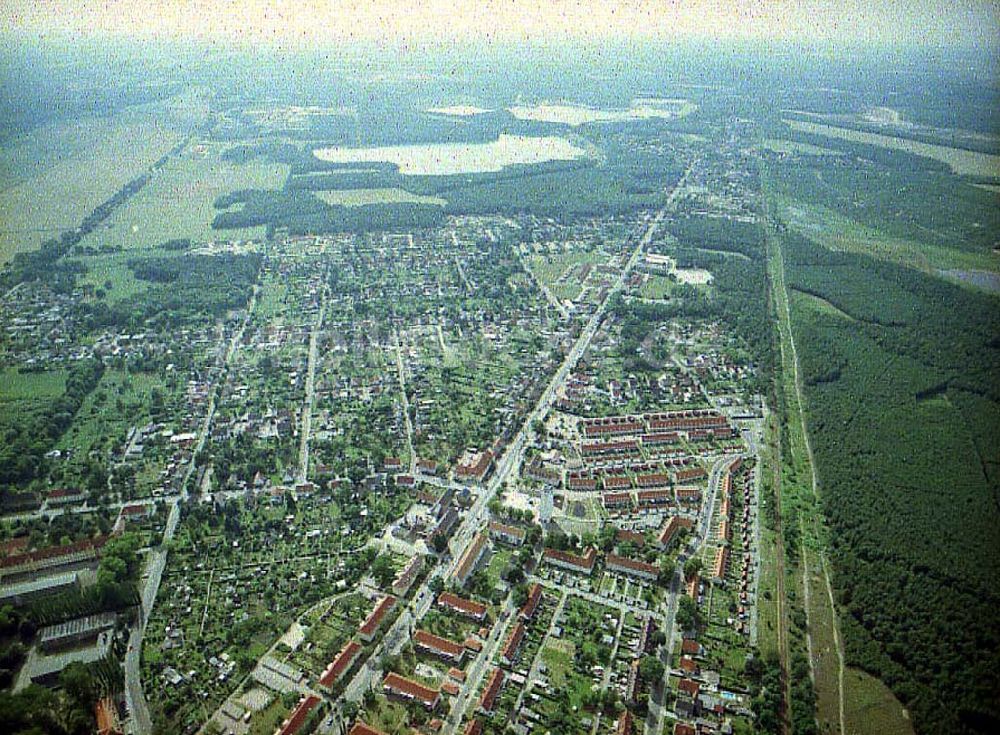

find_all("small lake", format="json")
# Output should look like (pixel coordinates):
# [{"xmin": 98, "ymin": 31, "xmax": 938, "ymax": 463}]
[{"xmin": 312, "ymin": 134, "xmax": 588, "ymax": 176}]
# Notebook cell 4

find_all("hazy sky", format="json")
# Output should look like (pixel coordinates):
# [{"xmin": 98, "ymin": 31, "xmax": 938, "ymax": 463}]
[{"xmin": 2, "ymin": 1, "xmax": 997, "ymax": 49}]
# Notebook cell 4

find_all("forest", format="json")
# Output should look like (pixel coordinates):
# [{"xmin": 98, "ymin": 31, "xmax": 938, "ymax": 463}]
[{"xmin": 782, "ymin": 231, "xmax": 1000, "ymax": 734}]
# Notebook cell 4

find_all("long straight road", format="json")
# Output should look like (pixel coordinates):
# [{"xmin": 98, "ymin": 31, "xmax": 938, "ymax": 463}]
[
  {"xmin": 436, "ymin": 171, "xmax": 696, "ymax": 734},
  {"xmin": 393, "ymin": 328, "xmax": 418, "ymax": 474},
  {"xmin": 297, "ymin": 285, "xmax": 327, "ymax": 485}
]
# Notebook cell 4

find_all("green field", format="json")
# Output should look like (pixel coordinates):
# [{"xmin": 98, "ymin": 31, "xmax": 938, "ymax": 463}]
[
  {"xmin": 638, "ymin": 273, "xmax": 674, "ymax": 299},
  {"xmin": 845, "ymin": 668, "xmax": 915, "ymax": 735},
  {"xmin": 775, "ymin": 196, "xmax": 1000, "ymax": 275},
  {"xmin": 785, "ymin": 119, "xmax": 1000, "ymax": 178},
  {"xmin": 57, "ymin": 369, "xmax": 169, "ymax": 459},
  {"xmin": 759, "ymin": 138, "xmax": 844, "ymax": 157},
  {"xmin": 0, "ymin": 368, "xmax": 68, "ymax": 401},
  {"xmin": 77, "ymin": 145, "xmax": 289, "ymax": 252},
  {"xmin": 526, "ymin": 250, "xmax": 605, "ymax": 301},
  {"xmin": 0, "ymin": 115, "xmax": 186, "ymax": 264}
]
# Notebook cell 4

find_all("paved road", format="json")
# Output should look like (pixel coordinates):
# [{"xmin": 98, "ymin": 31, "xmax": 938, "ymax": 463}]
[
  {"xmin": 393, "ymin": 328, "xmax": 418, "ymax": 474},
  {"xmin": 297, "ymin": 287, "xmax": 327, "ymax": 485},
  {"xmin": 645, "ymin": 454, "xmax": 737, "ymax": 735},
  {"xmin": 125, "ymin": 287, "xmax": 258, "ymax": 735},
  {"xmin": 444, "ymin": 595, "xmax": 518, "ymax": 730}
]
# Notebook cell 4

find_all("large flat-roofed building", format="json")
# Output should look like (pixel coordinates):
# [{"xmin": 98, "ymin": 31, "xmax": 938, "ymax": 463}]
[
  {"xmin": 39, "ymin": 612, "xmax": 117, "ymax": 651},
  {"xmin": 0, "ymin": 571, "xmax": 80, "ymax": 607}
]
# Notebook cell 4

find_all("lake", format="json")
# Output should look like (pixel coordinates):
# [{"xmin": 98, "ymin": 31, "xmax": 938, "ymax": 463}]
[{"xmin": 313, "ymin": 134, "xmax": 588, "ymax": 176}]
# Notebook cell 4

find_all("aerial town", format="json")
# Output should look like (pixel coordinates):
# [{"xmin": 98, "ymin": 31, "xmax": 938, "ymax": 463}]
[
  {"xmin": 5, "ymin": 7, "xmax": 993, "ymax": 735},
  {"xmin": 1, "ymin": 148, "xmax": 766, "ymax": 735}
]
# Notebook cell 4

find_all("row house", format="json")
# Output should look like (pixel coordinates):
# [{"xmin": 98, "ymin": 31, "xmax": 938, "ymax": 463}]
[
  {"xmin": 437, "ymin": 592, "xmax": 488, "ymax": 622},
  {"xmin": 382, "ymin": 672, "xmax": 440, "ymax": 710},
  {"xmin": 542, "ymin": 546, "xmax": 598, "ymax": 575},
  {"xmin": 488, "ymin": 521, "xmax": 526, "ymax": 547},
  {"xmin": 452, "ymin": 532, "xmax": 488, "ymax": 587},
  {"xmin": 359, "ymin": 595, "xmax": 397, "ymax": 643},
  {"xmin": 606, "ymin": 554, "xmax": 659, "ymax": 581}
]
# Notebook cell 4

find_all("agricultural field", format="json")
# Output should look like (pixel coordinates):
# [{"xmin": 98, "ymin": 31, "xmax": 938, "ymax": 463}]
[
  {"xmin": 0, "ymin": 111, "xmax": 188, "ymax": 263},
  {"xmin": 76, "ymin": 143, "xmax": 289, "ymax": 252},
  {"xmin": 784, "ymin": 119, "xmax": 1000, "ymax": 178}
]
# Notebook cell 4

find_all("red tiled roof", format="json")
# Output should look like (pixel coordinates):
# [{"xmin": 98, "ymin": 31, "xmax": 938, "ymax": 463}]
[
  {"xmin": 606, "ymin": 553, "xmax": 659, "ymax": 577},
  {"xmin": 641, "ymin": 432, "xmax": 680, "ymax": 445},
  {"xmin": 349, "ymin": 724, "xmax": 388, "ymax": 735},
  {"xmin": 616, "ymin": 710, "xmax": 633, "ymax": 735},
  {"xmin": 414, "ymin": 630, "xmax": 465, "ymax": 658},
  {"xmin": 602, "ymin": 492, "xmax": 632, "ymax": 507},
  {"xmin": 520, "ymin": 582, "xmax": 542, "ymax": 621},
  {"xmin": 0, "ymin": 537, "xmax": 29, "ymax": 557},
  {"xmin": 0, "ymin": 535, "xmax": 107, "ymax": 570},
  {"xmin": 437, "ymin": 592, "xmax": 487, "ymax": 620},
  {"xmin": 501, "ymin": 622, "xmax": 525, "ymax": 664},
  {"xmin": 359, "ymin": 595, "xmax": 397, "ymax": 639},
  {"xmin": 615, "ymin": 528, "xmax": 645, "ymax": 546},
  {"xmin": 453, "ymin": 532, "xmax": 488, "ymax": 583},
  {"xmin": 479, "ymin": 668, "xmax": 505, "ymax": 712},
  {"xmin": 636, "ymin": 473, "xmax": 670, "ymax": 488},
  {"xmin": 603, "ymin": 475, "xmax": 632, "ymax": 490},
  {"xmin": 678, "ymin": 678, "xmax": 700, "ymax": 698},
  {"xmin": 542, "ymin": 546, "xmax": 597, "ymax": 573},
  {"xmin": 275, "ymin": 695, "xmax": 321, "ymax": 735},
  {"xmin": 675, "ymin": 467, "xmax": 707, "ymax": 482},
  {"xmin": 318, "ymin": 640, "xmax": 362, "ymax": 688},
  {"xmin": 488, "ymin": 521, "xmax": 526, "ymax": 541},
  {"xmin": 463, "ymin": 720, "xmax": 483, "ymax": 735},
  {"xmin": 714, "ymin": 546, "xmax": 729, "ymax": 578},
  {"xmin": 382, "ymin": 672, "xmax": 440, "ymax": 708},
  {"xmin": 48, "ymin": 488, "xmax": 83, "ymax": 499},
  {"xmin": 455, "ymin": 450, "xmax": 494, "ymax": 479},
  {"xmin": 658, "ymin": 516, "xmax": 693, "ymax": 547},
  {"xmin": 637, "ymin": 489, "xmax": 672, "ymax": 504}
]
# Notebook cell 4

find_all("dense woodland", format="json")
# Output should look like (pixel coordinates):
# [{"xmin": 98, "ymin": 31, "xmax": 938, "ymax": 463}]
[{"xmin": 783, "ymin": 232, "xmax": 1000, "ymax": 734}]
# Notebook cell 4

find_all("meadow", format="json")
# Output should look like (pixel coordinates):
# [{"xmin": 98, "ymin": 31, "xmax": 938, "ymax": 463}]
[
  {"xmin": 0, "ymin": 114, "xmax": 185, "ymax": 263},
  {"xmin": 77, "ymin": 144, "xmax": 289, "ymax": 251},
  {"xmin": 785, "ymin": 119, "xmax": 1000, "ymax": 178}
]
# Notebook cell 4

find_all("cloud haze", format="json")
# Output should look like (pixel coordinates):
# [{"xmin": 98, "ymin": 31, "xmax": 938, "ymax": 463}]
[{"xmin": 2, "ymin": 1, "xmax": 998, "ymax": 49}]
